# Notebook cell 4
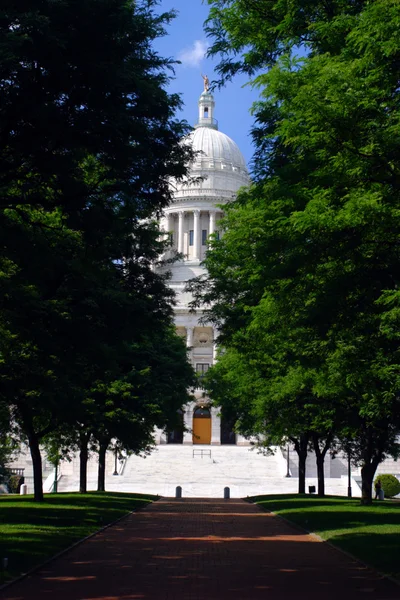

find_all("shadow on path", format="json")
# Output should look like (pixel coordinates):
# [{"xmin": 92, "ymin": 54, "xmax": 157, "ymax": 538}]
[{"xmin": 1, "ymin": 498, "xmax": 398, "ymax": 600}]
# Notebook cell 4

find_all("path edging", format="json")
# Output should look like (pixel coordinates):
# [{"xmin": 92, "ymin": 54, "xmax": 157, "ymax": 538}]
[
  {"xmin": 262, "ymin": 505, "xmax": 400, "ymax": 588},
  {"xmin": 0, "ymin": 497, "xmax": 157, "ymax": 593}
]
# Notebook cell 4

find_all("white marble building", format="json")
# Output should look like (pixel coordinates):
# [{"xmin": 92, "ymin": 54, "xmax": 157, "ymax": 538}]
[{"xmin": 156, "ymin": 86, "xmax": 250, "ymax": 446}]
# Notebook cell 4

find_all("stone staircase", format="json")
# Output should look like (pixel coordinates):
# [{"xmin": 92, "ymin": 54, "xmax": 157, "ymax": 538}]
[
  {"xmin": 285, "ymin": 446, "xmax": 348, "ymax": 479},
  {"xmin": 10, "ymin": 443, "xmax": 385, "ymax": 498},
  {"xmin": 53, "ymin": 445, "xmax": 361, "ymax": 498},
  {"xmin": 375, "ymin": 456, "xmax": 400, "ymax": 476}
]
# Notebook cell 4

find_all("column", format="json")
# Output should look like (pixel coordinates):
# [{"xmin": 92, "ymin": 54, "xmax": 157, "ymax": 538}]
[
  {"xmin": 211, "ymin": 406, "xmax": 221, "ymax": 445},
  {"xmin": 193, "ymin": 210, "xmax": 200, "ymax": 260},
  {"xmin": 164, "ymin": 213, "xmax": 171, "ymax": 251},
  {"xmin": 158, "ymin": 427, "xmax": 167, "ymax": 444},
  {"xmin": 186, "ymin": 326, "xmax": 194, "ymax": 348},
  {"xmin": 183, "ymin": 404, "xmax": 194, "ymax": 445},
  {"xmin": 178, "ymin": 210, "xmax": 184, "ymax": 254},
  {"xmin": 186, "ymin": 326, "xmax": 194, "ymax": 365},
  {"xmin": 164, "ymin": 213, "xmax": 171, "ymax": 233},
  {"xmin": 209, "ymin": 210, "xmax": 216, "ymax": 237},
  {"xmin": 212, "ymin": 327, "xmax": 218, "ymax": 364}
]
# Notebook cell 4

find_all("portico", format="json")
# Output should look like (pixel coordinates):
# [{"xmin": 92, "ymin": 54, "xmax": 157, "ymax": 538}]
[{"xmin": 163, "ymin": 208, "xmax": 222, "ymax": 261}]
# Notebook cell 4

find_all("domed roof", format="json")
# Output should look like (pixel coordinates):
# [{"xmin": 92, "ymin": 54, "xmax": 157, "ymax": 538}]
[
  {"xmin": 168, "ymin": 86, "xmax": 249, "ymax": 203},
  {"xmin": 188, "ymin": 127, "xmax": 247, "ymax": 171}
]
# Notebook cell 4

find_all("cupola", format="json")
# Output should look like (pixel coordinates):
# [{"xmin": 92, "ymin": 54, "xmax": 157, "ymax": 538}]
[{"xmin": 195, "ymin": 90, "xmax": 218, "ymax": 130}]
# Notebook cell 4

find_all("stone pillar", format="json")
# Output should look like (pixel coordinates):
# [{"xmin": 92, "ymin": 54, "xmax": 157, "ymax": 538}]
[
  {"xmin": 211, "ymin": 406, "xmax": 221, "ymax": 445},
  {"xmin": 186, "ymin": 326, "xmax": 194, "ymax": 365},
  {"xmin": 164, "ymin": 213, "xmax": 171, "ymax": 252},
  {"xmin": 183, "ymin": 405, "xmax": 193, "ymax": 445},
  {"xmin": 178, "ymin": 210, "xmax": 184, "ymax": 254},
  {"xmin": 164, "ymin": 213, "xmax": 171, "ymax": 233},
  {"xmin": 236, "ymin": 433, "xmax": 249, "ymax": 446},
  {"xmin": 158, "ymin": 427, "xmax": 167, "ymax": 444},
  {"xmin": 209, "ymin": 210, "xmax": 216, "ymax": 237},
  {"xmin": 193, "ymin": 210, "xmax": 200, "ymax": 260},
  {"xmin": 212, "ymin": 327, "xmax": 218, "ymax": 364},
  {"xmin": 186, "ymin": 326, "xmax": 194, "ymax": 347}
]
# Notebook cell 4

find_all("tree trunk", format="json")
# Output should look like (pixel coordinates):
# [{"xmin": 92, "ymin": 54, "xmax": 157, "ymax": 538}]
[
  {"xmin": 312, "ymin": 434, "xmax": 333, "ymax": 497},
  {"xmin": 315, "ymin": 452, "xmax": 325, "ymax": 497},
  {"xmin": 360, "ymin": 459, "xmax": 380, "ymax": 505},
  {"xmin": 97, "ymin": 439, "xmax": 109, "ymax": 492},
  {"xmin": 28, "ymin": 432, "xmax": 43, "ymax": 502},
  {"xmin": 293, "ymin": 434, "xmax": 309, "ymax": 494},
  {"xmin": 79, "ymin": 432, "xmax": 90, "ymax": 494},
  {"xmin": 359, "ymin": 431, "xmax": 384, "ymax": 505}
]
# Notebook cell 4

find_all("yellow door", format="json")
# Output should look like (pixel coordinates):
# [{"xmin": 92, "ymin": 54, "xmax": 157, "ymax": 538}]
[{"xmin": 192, "ymin": 407, "xmax": 212, "ymax": 444}]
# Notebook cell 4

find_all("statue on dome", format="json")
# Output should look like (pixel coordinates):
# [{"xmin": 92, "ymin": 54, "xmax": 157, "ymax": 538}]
[{"xmin": 201, "ymin": 73, "xmax": 210, "ymax": 92}]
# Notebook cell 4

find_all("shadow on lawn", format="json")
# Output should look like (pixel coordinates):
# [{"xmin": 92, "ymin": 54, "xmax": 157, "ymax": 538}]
[
  {"xmin": 0, "ymin": 492, "xmax": 156, "ymax": 583},
  {"xmin": 329, "ymin": 531, "xmax": 400, "ymax": 579},
  {"xmin": 251, "ymin": 494, "xmax": 400, "ymax": 580},
  {"xmin": 252, "ymin": 494, "xmax": 400, "ymax": 516}
]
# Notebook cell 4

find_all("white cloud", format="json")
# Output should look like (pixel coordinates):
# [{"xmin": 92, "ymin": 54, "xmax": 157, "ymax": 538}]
[{"xmin": 178, "ymin": 40, "xmax": 208, "ymax": 68}]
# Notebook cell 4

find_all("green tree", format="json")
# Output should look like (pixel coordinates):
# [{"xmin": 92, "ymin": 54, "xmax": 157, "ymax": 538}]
[
  {"xmin": 196, "ymin": 0, "xmax": 400, "ymax": 503},
  {"xmin": 205, "ymin": 0, "xmax": 367, "ymax": 82},
  {"xmin": 0, "ymin": 0, "xmax": 194, "ymax": 501}
]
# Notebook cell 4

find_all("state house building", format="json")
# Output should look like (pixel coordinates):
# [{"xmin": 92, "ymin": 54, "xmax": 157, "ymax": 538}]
[{"xmin": 157, "ymin": 84, "xmax": 250, "ymax": 446}]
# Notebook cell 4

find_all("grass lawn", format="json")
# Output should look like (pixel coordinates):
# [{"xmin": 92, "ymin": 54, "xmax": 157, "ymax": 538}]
[
  {"xmin": 0, "ymin": 491, "xmax": 157, "ymax": 584},
  {"xmin": 250, "ymin": 494, "xmax": 400, "ymax": 580}
]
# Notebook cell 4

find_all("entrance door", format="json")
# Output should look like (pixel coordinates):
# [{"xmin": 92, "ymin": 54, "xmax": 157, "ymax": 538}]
[{"xmin": 193, "ymin": 406, "xmax": 211, "ymax": 444}]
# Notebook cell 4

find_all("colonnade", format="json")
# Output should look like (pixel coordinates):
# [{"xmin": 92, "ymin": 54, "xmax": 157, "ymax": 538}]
[{"xmin": 164, "ymin": 209, "xmax": 220, "ymax": 260}]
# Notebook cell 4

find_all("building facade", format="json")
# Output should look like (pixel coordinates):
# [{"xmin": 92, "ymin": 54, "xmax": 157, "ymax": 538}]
[{"xmin": 157, "ymin": 86, "xmax": 250, "ymax": 446}]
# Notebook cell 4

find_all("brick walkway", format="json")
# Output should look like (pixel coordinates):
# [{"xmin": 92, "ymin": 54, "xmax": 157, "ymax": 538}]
[{"xmin": 1, "ymin": 498, "xmax": 398, "ymax": 600}]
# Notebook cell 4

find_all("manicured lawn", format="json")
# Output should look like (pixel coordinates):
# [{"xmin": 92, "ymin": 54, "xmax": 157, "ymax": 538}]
[
  {"xmin": 250, "ymin": 494, "xmax": 400, "ymax": 580},
  {"xmin": 0, "ymin": 491, "xmax": 157, "ymax": 584}
]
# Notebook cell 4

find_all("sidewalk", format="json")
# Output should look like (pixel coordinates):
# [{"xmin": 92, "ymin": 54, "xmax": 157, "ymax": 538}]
[{"xmin": 1, "ymin": 498, "xmax": 398, "ymax": 600}]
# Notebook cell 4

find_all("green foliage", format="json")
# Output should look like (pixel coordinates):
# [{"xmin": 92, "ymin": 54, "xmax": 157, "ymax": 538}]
[
  {"xmin": 6, "ymin": 474, "xmax": 23, "ymax": 494},
  {"xmin": 0, "ymin": 0, "xmax": 195, "ymax": 500},
  {"xmin": 206, "ymin": 0, "xmax": 376, "ymax": 83},
  {"xmin": 198, "ymin": 0, "xmax": 400, "ymax": 502},
  {"xmin": 0, "ymin": 402, "xmax": 18, "ymax": 469},
  {"xmin": 376, "ymin": 474, "xmax": 400, "ymax": 499}
]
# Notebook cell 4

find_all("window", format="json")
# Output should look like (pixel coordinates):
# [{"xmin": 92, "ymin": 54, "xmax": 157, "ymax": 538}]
[
  {"xmin": 196, "ymin": 363, "xmax": 210, "ymax": 380},
  {"xmin": 193, "ymin": 406, "xmax": 211, "ymax": 419},
  {"xmin": 201, "ymin": 229, "xmax": 207, "ymax": 245},
  {"xmin": 204, "ymin": 107, "xmax": 209, "ymax": 117},
  {"xmin": 189, "ymin": 230, "xmax": 194, "ymax": 246}
]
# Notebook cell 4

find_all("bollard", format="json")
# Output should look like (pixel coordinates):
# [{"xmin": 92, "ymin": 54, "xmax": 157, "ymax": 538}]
[
  {"xmin": 224, "ymin": 486, "xmax": 230, "ymax": 499},
  {"xmin": 175, "ymin": 486, "xmax": 182, "ymax": 498},
  {"xmin": 20, "ymin": 484, "xmax": 27, "ymax": 496},
  {"xmin": 2, "ymin": 558, "xmax": 8, "ymax": 570}
]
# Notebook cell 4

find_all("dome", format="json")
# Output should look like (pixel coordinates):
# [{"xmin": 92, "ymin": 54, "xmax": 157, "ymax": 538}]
[
  {"xmin": 168, "ymin": 87, "xmax": 249, "ymax": 204},
  {"xmin": 189, "ymin": 127, "xmax": 247, "ymax": 171}
]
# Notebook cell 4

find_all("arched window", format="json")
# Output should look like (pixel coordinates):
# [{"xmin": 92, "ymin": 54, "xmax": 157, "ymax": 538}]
[
  {"xmin": 204, "ymin": 107, "xmax": 209, "ymax": 118},
  {"xmin": 193, "ymin": 406, "xmax": 211, "ymax": 419}
]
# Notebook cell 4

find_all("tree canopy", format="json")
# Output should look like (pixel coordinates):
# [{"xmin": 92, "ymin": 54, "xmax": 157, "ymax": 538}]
[
  {"xmin": 0, "ymin": 0, "xmax": 195, "ymax": 500},
  {"xmin": 195, "ymin": 0, "xmax": 400, "ymax": 502}
]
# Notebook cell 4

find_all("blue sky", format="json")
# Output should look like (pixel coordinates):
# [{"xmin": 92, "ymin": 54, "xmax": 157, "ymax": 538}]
[{"xmin": 153, "ymin": 0, "xmax": 260, "ymax": 168}]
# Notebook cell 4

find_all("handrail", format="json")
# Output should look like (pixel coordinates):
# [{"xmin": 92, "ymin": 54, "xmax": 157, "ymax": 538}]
[{"xmin": 192, "ymin": 449, "xmax": 212, "ymax": 459}]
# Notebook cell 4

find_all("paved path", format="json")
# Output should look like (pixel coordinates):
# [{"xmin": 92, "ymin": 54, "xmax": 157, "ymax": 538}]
[{"xmin": 1, "ymin": 498, "xmax": 398, "ymax": 600}]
